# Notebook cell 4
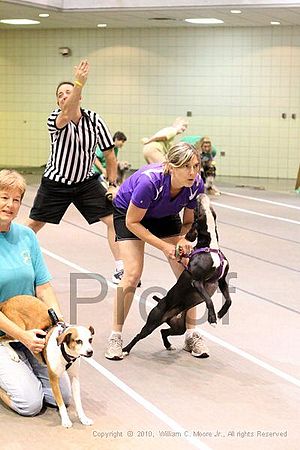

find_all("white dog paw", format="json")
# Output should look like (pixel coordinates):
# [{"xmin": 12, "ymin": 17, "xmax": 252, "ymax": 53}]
[
  {"xmin": 79, "ymin": 416, "xmax": 93, "ymax": 426},
  {"xmin": 166, "ymin": 345, "xmax": 176, "ymax": 351},
  {"xmin": 62, "ymin": 419, "xmax": 73, "ymax": 428},
  {"xmin": 210, "ymin": 322, "xmax": 217, "ymax": 328}
]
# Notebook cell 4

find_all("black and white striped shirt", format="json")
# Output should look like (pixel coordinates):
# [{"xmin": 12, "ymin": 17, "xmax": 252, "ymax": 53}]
[{"xmin": 44, "ymin": 108, "xmax": 114, "ymax": 184}]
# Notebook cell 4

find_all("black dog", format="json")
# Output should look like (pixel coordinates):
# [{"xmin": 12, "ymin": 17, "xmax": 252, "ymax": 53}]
[
  {"xmin": 122, "ymin": 194, "xmax": 232, "ymax": 355},
  {"xmin": 184, "ymin": 193, "xmax": 231, "ymax": 325}
]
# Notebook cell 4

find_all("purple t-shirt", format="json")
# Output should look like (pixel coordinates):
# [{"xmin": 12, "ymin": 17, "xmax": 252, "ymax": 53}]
[{"xmin": 113, "ymin": 163, "xmax": 204, "ymax": 219}]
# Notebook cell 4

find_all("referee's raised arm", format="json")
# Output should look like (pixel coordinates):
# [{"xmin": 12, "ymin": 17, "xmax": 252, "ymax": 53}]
[{"xmin": 56, "ymin": 60, "xmax": 89, "ymax": 129}]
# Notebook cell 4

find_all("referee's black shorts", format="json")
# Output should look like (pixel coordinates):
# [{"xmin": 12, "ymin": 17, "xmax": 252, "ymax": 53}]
[
  {"xmin": 29, "ymin": 176, "xmax": 113, "ymax": 225},
  {"xmin": 113, "ymin": 206, "xmax": 182, "ymax": 241}
]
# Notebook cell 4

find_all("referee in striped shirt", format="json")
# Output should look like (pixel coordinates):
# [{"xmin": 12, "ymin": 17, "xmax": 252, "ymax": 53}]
[{"xmin": 27, "ymin": 60, "xmax": 123, "ymax": 282}]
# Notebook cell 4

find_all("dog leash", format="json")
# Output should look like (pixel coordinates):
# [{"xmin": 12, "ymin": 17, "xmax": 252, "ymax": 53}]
[
  {"xmin": 175, "ymin": 244, "xmax": 192, "ymax": 270},
  {"xmin": 38, "ymin": 310, "xmax": 69, "ymax": 366}
]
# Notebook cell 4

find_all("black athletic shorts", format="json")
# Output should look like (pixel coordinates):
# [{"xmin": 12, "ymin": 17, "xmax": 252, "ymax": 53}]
[
  {"xmin": 113, "ymin": 206, "xmax": 182, "ymax": 241},
  {"xmin": 29, "ymin": 176, "xmax": 113, "ymax": 225}
]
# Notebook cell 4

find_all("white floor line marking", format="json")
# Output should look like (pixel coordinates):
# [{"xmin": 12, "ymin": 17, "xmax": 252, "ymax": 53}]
[
  {"xmin": 42, "ymin": 247, "xmax": 210, "ymax": 449},
  {"xmin": 221, "ymin": 191, "xmax": 300, "ymax": 210},
  {"xmin": 199, "ymin": 330, "xmax": 300, "ymax": 388},
  {"xmin": 42, "ymin": 247, "xmax": 300, "ymax": 390},
  {"xmin": 210, "ymin": 202, "xmax": 300, "ymax": 225},
  {"xmin": 86, "ymin": 358, "xmax": 212, "ymax": 450},
  {"xmin": 41, "ymin": 247, "xmax": 118, "ymax": 288}
]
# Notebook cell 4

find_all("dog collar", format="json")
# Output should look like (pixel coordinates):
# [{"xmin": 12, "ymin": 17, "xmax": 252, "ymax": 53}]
[{"xmin": 61, "ymin": 343, "xmax": 79, "ymax": 370}]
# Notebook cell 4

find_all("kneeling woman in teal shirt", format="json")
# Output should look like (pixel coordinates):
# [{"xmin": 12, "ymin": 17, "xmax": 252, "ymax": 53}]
[{"xmin": 0, "ymin": 169, "xmax": 71, "ymax": 416}]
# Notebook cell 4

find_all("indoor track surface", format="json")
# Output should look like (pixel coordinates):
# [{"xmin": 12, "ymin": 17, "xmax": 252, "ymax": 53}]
[{"xmin": 1, "ymin": 177, "xmax": 299, "ymax": 450}]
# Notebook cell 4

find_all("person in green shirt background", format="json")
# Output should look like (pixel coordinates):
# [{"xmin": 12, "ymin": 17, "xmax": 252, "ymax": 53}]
[{"xmin": 93, "ymin": 131, "xmax": 128, "ymax": 187}]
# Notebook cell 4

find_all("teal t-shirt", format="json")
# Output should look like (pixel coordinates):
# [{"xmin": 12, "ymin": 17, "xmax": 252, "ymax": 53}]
[
  {"xmin": 93, "ymin": 146, "xmax": 119, "ymax": 175},
  {"xmin": 0, "ymin": 223, "xmax": 51, "ymax": 303},
  {"xmin": 181, "ymin": 135, "xmax": 217, "ymax": 158}
]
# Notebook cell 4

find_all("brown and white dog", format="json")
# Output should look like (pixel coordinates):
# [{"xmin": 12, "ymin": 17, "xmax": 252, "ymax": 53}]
[
  {"xmin": 117, "ymin": 160, "xmax": 131, "ymax": 185},
  {"xmin": 0, "ymin": 295, "xmax": 94, "ymax": 428}
]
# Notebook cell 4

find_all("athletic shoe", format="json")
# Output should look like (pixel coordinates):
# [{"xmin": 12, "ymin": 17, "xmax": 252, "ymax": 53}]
[
  {"xmin": 112, "ymin": 269, "xmax": 124, "ymax": 284},
  {"xmin": 112, "ymin": 269, "xmax": 141, "ymax": 287},
  {"xmin": 183, "ymin": 332, "xmax": 209, "ymax": 358},
  {"xmin": 105, "ymin": 334, "xmax": 123, "ymax": 360}
]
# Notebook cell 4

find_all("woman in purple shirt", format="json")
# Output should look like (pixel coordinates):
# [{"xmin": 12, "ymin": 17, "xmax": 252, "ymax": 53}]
[{"xmin": 105, "ymin": 142, "xmax": 210, "ymax": 360}]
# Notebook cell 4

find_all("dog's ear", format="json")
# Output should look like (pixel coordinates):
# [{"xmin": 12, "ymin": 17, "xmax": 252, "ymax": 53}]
[
  {"xmin": 185, "ymin": 229, "xmax": 197, "ymax": 242},
  {"xmin": 56, "ymin": 330, "xmax": 72, "ymax": 346},
  {"xmin": 89, "ymin": 326, "xmax": 95, "ymax": 336},
  {"xmin": 185, "ymin": 223, "xmax": 198, "ymax": 242}
]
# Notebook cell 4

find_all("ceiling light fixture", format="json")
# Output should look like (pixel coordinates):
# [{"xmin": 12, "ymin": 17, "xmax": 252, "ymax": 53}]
[
  {"xmin": 185, "ymin": 18, "xmax": 224, "ymax": 25},
  {"xmin": 0, "ymin": 18, "xmax": 40, "ymax": 25},
  {"xmin": 270, "ymin": 21, "xmax": 280, "ymax": 25},
  {"xmin": 39, "ymin": 14, "xmax": 49, "ymax": 18},
  {"xmin": 230, "ymin": 10, "xmax": 242, "ymax": 14},
  {"xmin": 97, "ymin": 23, "xmax": 107, "ymax": 28},
  {"xmin": 148, "ymin": 18, "xmax": 176, "ymax": 21}
]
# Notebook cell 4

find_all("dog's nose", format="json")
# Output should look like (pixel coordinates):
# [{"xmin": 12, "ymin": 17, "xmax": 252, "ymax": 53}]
[{"xmin": 86, "ymin": 350, "xmax": 93, "ymax": 358}]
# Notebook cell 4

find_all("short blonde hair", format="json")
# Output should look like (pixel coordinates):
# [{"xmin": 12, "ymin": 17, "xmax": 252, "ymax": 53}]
[
  {"xmin": 164, "ymin": 142, "xmax": 200, "ymax": 173},
  {"xmin": 192, "ymin": 136, "xmax": 211, "ymax": 153},
  {"xmin": 0, "ymin": 169, "xmax": 27, "ymax": 199}
]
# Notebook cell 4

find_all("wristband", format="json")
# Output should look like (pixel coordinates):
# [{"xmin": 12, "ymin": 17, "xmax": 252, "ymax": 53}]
[{"xmin": 74, "ymin": 80, "xmax": 83, "ymax": 87}]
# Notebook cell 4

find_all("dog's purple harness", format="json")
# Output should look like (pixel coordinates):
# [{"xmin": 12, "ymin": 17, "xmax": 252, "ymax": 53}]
[
  {"xmin": 177, "ymin": 246, "xmax": 226, "ymax": 282},
  {"xmin": 188, "ymin": 247, "xmax": 226, "ymax": 282}
]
